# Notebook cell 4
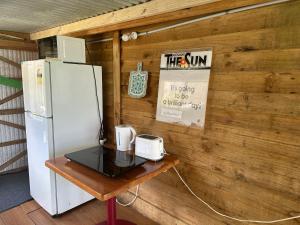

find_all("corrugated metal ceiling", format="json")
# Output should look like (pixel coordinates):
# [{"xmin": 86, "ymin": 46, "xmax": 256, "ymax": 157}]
[{"xmin": 0, "ymin": 0, "xmax": 149, "ymax": 33}]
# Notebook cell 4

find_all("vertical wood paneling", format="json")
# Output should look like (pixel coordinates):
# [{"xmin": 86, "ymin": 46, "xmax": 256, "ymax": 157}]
[
  {"xmin": 89, "ymin": 1, "xmax": 300, "ymax": 224},
  {"xmin": 87, "ymin": 40, "xmax": 114, "ymax": 145},
  {"xmin": 113, "ymin": 31, "xmax": 121, "ymax": 127}
]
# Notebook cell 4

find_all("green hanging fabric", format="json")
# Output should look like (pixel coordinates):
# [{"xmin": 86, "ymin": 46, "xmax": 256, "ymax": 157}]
[{"xmin": 0, "ymin": 75, "xmax": 22, "ymax": 89}]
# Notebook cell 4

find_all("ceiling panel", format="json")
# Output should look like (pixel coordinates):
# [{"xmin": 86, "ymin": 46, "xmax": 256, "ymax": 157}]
[{"xmin": 0, "ymin": 0, "xmax": 149, "ymax": 33}]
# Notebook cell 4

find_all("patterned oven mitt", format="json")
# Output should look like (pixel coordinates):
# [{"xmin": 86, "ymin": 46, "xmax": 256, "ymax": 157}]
[{"xmin": 128, "ymin": 62, "xmax": 148, "ymax": 98}]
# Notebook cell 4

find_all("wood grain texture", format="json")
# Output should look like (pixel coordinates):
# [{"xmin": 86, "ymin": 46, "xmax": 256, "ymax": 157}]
[
  {"xmin": 0, "ymin": 166, "xmax": 27, "ymax": 175},
  {"xmin": 113, "ymin": 31, "xmax": 121, "ymax": 127},
  {"xmin": 29, "ymin": 0, "xmax": 221, "ymax": 40},
  {"xmin": 0, "ymin": 139, "xmax": 26, "ymax": 148},
  {"xmin": 0, "ymin": 56, "xmax": 21, "ymax": 69},
  {"xmin": 86, "ymin": 41, "xmax": 114, "ymax": 145},
  {"xmin": 46, "ymin": 154, "xmax": 179, "ymax": 201},
  {"xmin": 0, "ymin": 150, "xmax": 26, "ymax": 171},
  {"xmin": 0, "ymin": 90, "xmax": 23, "ymax": 105},
  {"xmin": 0, "ymin": 108, "xmax": 24, "ymax": 115},
  {"xmin": 0, "ymin": 200, "xmax": 158, "ymax": 225},
  {"xmin": 88, "ymin": 1, "xmax": 300, "ymax": 224},
  {"xmin": 0, "ymin": 30, "xmax": 30, "ymax": 40},
  {"xmin": 76, "ymin": 0, "xmax": 277, "ymax": 38},
  {"xmin": 0, "ymin": 39, "xmax": 37, "ymax": 51},
  {"xmin": 30, "ymin": 0, "xmax": 277, "ymax": 40},
  {"xmin": 0, "ymin": 120, "xmax": 25, "ymax": 130},
  {"xmin": 20, "ymin": 201, "xmax": 40, "ymax": 214},
  {"xmin": 0, "ymin": 206, "xmax": 35, "ymax": 225}
]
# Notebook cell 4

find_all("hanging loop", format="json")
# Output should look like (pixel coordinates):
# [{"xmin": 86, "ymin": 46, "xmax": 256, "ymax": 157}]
[{"xmin": 137, "ymin": 62, "xmax": 143, "ymax": 72}]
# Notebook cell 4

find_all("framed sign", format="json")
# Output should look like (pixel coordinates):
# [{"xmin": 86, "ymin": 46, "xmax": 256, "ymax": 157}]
[{"xmin": 156, "ymin": 49, "xmax": 212, "ymax": 127}]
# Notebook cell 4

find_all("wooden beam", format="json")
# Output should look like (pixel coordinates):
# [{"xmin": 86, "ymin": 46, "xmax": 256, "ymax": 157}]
[
  {"xmin": 0, "ymin": 139, "xmax": 26, "ymax": 148},
  {"xmin": 0, "ymin": 120, "xmax": 25, "ymax": 130},
  {"xmin": 0, "ymin": 108, "xmax": 24, "ymax": 115},
  {"xmin": 0, "ymin": 56, "xmax": 21, "ymax": 69},
  {"xmin": 0, "ymin": 30, "xmax": 30, "ymax": 40},
  {"xmin": 113, "ymin": 31, "xmax": 121, "ymax": 127},
  {"xmin": 77, "ymin": 0, "xmax": 287, "ymax": 37},
  {"xmin": 0, "ymin": 39, "xmax": 37, "ymax": 51},
  {"xmin": 29, "ymin": 0, "xmax": 219, "ymax": 40},
  {"xmin": 0, "ymin": 90, "xmax": 23, "ymax": 105},
  {"xmin": 0, "ymin": 166, "xmax": 27, "ymax": 175},
  {"xmin": 30, "ymin": 0, "xmax": 276, "ymax": 40},
  {"xmin": 0, "ymin": 150, "xmax": 27, "ymax": 171}
]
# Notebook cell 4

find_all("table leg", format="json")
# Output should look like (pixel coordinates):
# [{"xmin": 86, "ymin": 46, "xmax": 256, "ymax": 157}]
[{"xmin": 96, "ymin": 197, "xmax": 137, "ymax": 225}]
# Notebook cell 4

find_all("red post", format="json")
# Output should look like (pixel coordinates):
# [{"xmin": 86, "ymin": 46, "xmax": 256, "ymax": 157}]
[
  {"xmin": 107, "ymin": 197, "xmax": 117, "ymax": 225},
  {"xmin": 97, "ymin": 197, "xmax": 136, "ymax": 225}
]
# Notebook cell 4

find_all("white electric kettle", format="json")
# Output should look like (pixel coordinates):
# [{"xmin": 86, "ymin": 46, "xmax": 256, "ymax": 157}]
[{"xmin": 115, "ymin": 125, "xmax": 136, "ymax": 151}]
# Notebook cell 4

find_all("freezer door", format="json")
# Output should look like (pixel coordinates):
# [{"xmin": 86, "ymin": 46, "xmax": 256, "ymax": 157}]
[
  {"xmin": 50, "ymin": 62, "xmax": 102, "ymax": 213},
  {"xmin": 22, "ymin": 60, "xmax": 52, "ymax": 117},
  {"xmin": 25, "ymin": 112, "xmax": 57, "ymax": 215}
]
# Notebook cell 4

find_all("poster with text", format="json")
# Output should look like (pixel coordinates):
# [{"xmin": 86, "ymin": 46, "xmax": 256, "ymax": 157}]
[{"xmin": 156, "ymin": 50, "xmax": 212, "ymax": 127}]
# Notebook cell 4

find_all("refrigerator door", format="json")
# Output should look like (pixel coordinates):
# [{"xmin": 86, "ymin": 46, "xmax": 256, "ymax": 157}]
[
  {"xmin": 22, "ymin": 60, "xmax": 52, "ymax": 117},
  {"xmin": 50, "ymin": 62, "xmax": 102, "ymax": 214},
  {"xmin": 25, "ymin": 112, "xmax": 57, "ymax": 215}
]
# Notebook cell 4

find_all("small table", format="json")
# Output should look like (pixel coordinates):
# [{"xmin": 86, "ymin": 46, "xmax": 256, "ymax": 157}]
[{"xmin": 46, "ymin": 154, "xmax": 179, "ymax": 225}]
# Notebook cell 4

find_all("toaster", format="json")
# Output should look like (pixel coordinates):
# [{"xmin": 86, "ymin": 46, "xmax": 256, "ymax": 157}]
[{"xmin": 135, "ymin": 134, "xmax": 164, "ymax": 161}]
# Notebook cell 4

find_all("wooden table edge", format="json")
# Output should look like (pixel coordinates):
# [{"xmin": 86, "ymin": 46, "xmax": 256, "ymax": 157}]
[{"xmin": 45, "ymin": 156, "xmax": 179, "ymax": 201}]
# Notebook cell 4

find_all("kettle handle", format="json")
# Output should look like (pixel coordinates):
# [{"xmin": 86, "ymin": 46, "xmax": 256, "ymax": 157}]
[{"xmin": 129, "ymin": 127, "xmax": 137, "ymax": 144}]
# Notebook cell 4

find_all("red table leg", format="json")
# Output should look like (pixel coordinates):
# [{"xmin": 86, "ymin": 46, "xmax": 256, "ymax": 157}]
[{"xmin": 96, "ymin": 197, "xmax": 136, "ymax": 225}]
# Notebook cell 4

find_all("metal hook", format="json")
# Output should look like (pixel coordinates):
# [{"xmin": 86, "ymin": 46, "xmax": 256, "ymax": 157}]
[{"xmin": 137, "ymin": 62, "xmax": 143, "ymax": 72}]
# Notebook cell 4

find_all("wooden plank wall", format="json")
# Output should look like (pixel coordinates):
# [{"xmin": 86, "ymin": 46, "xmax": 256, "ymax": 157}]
[
  {"xmin": 86, "ymin": 40, "xmax": 114, "ymax": 144},
  {"xmin": 88, "ymin": 1, "xmax": 300, "ymax": 224}
]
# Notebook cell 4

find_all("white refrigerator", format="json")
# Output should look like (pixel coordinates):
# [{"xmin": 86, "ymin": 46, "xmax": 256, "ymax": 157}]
[{"xmin": 22, "ymin": 59, "xmax": 103, "ymax": 215}]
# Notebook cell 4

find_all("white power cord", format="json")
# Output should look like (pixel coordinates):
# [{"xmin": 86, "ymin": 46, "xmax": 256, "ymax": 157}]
[
  {"xmin": 116, "ymin": 185, "xmax": 140, "ymax": 207},
  {"xmin": 116, "ymin": 149, "xmax": 300, "ymax": 223},
  {"xmin": 173, "ymin": 166, "xmax": 300, "ymax": 224}
]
